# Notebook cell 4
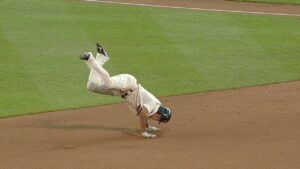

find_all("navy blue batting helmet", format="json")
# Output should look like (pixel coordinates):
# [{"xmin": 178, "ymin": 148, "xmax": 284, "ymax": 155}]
[{"xmin": 157, "ymin": 106, "xmax": 172, "ymax": 123}]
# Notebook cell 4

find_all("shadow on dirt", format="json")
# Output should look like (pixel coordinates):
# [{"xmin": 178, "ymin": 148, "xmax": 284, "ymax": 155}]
[{"xmin": 23, "ymin": 120, "xmax": 141, "ymax": 136}]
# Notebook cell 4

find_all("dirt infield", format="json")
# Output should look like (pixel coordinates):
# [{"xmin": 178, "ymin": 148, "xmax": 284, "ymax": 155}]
[
  {"xmin": 1, "ymin": 81, "xmax": 299, "ymax": 169},
  {"xmin": 89, "ymin": 0, "xmax": 300, "ymax": 15},
  {"xmin": 1, "ymin": 1, "xmax": 300, "ymax": 169}
]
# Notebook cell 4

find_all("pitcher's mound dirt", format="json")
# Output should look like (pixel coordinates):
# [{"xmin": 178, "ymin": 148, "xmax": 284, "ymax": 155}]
[{"xmin": 1, "ymin": 81, "xmax": 299, "ymax": 169}]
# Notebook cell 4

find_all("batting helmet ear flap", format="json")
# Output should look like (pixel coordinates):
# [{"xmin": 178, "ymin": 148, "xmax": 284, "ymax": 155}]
[{"xmin": 157, "ymin": 106, "xmax": 172, "ymax": 123}]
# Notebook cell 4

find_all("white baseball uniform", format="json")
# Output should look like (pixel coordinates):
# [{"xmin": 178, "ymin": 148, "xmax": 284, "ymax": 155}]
[{"xmin": 85, "ymin": 53, "xmax": 161, "ymax": 116}]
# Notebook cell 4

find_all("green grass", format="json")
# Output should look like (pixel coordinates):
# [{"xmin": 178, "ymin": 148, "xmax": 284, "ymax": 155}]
[
  {"xmin": 0, "ymin": 0, "xmax": 300, "ymax": 117},
  {"xmin": 229, "ymin": 0, "xmax": 300, "ymax": 5}
]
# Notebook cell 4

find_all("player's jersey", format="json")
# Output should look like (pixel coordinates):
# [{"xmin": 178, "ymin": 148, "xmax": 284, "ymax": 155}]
[{"xmin": 124, "ymin": 84, "xmax": 161, "ymax": 117}]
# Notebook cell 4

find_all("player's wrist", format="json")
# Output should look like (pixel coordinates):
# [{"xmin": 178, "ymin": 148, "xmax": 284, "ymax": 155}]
[{"xmin": 146, "ymin": 125, "xmax": 161, "ymax": 132}]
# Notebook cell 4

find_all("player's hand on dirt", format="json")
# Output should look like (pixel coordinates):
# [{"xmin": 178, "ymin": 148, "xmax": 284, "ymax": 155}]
[
  {"xmin": 146, "ymin": 125, "xmax": 161, "ymax": 132},
  {"xmin": 141, "ymin": 131, "xmax": 157, "ymax": 138}
]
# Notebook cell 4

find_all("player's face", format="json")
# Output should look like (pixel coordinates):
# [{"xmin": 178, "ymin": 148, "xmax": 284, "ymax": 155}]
[{"xmin": 149, "ymin": 113, "xmax": 160, "ymax": 121}]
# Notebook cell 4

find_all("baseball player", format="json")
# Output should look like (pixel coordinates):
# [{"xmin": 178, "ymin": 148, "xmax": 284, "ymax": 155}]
[{"xmin": 80, "ymin": 43, "xmax": 172, "ymax": 138}]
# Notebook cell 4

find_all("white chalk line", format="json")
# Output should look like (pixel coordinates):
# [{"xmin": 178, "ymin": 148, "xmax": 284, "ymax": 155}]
[{"xmin": 84, "ymin": 0, "xmax": 300, "ymax": 17}]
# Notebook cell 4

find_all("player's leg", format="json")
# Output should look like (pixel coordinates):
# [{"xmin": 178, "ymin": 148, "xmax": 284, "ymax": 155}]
[
  {"xmin": 80, "ymin": 52, "xmax": 112, "ymax": 88},
  {"xmin": 139, "ymin": 107, "xmax": 157, "ymax": 138},
  {"xmin": 95, "ymin": 42, "xmax": 110, "ymax": 66},
  {"xmin": 95, "ymin": 53, "xmax": 110, "ymax": 66}
]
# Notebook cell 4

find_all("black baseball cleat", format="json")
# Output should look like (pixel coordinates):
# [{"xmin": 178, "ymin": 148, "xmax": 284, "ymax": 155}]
[
  {"xmin": 96, "ymin": 42, "xmax": 107, "ymax": 56},
  {"xmin": 80, "ymin": 52, "xmax": 90, "ymax": 60}
]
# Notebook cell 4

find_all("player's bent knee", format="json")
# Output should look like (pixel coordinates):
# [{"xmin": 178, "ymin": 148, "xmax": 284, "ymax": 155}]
[
  {"xmin": 126, "ymin": 74, "xmax": 138, "ymax": 87},
  {"xmin": 127, "ymin": 74, "xmax": 137, "ymax": 81},
  {"xmin": 87, "ymin": 81, "xmax": 97, "ymax": 92}
]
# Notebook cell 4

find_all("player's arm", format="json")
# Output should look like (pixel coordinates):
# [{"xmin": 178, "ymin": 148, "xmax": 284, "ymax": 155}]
[
  {"xmin": 138, "ymin": 107, "xmax": 156, "ymax": 138},
  {"xmin": 138, "ymin": 107, "xmax": 148, "ymax": 133}
]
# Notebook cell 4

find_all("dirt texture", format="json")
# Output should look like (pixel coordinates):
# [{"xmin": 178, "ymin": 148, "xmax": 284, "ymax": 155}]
[
  {"xmin": 1, "ymin": 1, "xmax": 300, "ymax": 169},
  {"xmin": 1, "ymin": 81, "xmax": 300, "ymax": 169}
]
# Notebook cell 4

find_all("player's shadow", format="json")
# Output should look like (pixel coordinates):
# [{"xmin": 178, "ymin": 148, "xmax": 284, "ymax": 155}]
[
  {"xmin": 56, "ymin": 124, "xmax": 139, "ymax": 136},
  {"xmin": 27, "ymin": 120, "xmax": 140, "ymax": 136}
]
